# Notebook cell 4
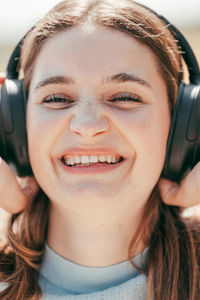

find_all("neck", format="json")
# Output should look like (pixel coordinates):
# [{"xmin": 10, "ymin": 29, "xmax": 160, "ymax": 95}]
[{"xmin": 47, "ymin": 204, "xmax": 145, "ymax": 267}]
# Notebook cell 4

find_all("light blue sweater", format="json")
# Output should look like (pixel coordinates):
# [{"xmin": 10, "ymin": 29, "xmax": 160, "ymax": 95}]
[
  {"xmin": 38, "ymin": 244, "xmax": 148, "ymax": 299},
  {"xmin": 0, "ymin": 244, "xmax": 148, "ymax": 299}
]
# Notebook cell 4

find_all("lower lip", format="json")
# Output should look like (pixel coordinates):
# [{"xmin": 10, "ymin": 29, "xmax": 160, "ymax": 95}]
[{"xmin": 58, "ymin": 159, "xmax": 125, "ymax": 174}]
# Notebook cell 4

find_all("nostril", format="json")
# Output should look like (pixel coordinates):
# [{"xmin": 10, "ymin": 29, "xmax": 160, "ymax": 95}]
[{"xmin": 69, "ymin": 114, "xmax": 109, "ymax": 137}]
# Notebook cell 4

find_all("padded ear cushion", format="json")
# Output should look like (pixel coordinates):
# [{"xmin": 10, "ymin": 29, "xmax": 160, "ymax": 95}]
[
  {"xmin": 162, "ymin": 82, "xmax": 200, "ymax": 181},
  {"xmin": 0, "ymin": 79, "xmax": 32, "ymax": 176}
]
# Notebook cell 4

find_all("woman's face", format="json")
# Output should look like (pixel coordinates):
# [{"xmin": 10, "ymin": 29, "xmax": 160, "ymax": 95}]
[{"xmin": 27, "ymin": 25, "xmax": 170, "ymax": 215}]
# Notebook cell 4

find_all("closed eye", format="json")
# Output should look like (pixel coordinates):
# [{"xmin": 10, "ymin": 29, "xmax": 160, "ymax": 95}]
[
  {"xmin": 43, "ymin": 94, "xmax": 74, "ymax": 109},
  {"xmin": 109, "ymin": 93, "xmax": 142, "ymax": 103},
  {"xmin": 42, "ymin": 92, "xmax": 142, "ymax": 110}
]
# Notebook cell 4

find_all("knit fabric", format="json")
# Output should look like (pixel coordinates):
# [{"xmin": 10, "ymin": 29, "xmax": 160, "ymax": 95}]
[
  {"xmin": 38, "ymin": 244, "xmax": 148, "ymax": 300},
  {"xmin": 0, "ymin": 244, "xmax": 148, "ymax": 299}
]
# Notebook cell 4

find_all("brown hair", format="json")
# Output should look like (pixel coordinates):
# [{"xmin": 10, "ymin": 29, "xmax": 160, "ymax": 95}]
[{"xmin": 0, "ymin": 1, "xmax": 199, "ymax": 299}]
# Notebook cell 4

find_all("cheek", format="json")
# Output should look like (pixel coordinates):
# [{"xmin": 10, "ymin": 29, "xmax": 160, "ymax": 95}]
[
  {"xmin": 27, "ymin": 121, "xmax": 51, "ymax": 178},
  {"xmin": 26, "ymin": 104, "xmax": 67, "ymax": 144},
  {"xmin": 116, "ymin": 105, "xmax": 169, "ymax": 138},
  {"xmin": 26, "ymin": 107, "xmax": 64, "ymax": 192},
  {"xmin": 113, "ymin": 105, "xmax": 170, "ymax": 165},
  {"xmin": 26, "ymin": 106, "xmax": 62, "ymax": 169}
]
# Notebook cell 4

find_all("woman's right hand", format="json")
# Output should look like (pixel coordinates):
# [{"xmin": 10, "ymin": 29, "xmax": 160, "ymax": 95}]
[
  {"xmin": 0, "ymin": 72, "xmax": 38, "ymax": 214},
  {"xmin": 0, "ymin": 157, "xmax": 39, "ymax": 213}
]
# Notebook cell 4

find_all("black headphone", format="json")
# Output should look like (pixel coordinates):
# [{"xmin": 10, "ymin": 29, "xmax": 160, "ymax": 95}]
[{"xmin": 0, "ymin": 12, "xmax": 200, "ymax": 181}]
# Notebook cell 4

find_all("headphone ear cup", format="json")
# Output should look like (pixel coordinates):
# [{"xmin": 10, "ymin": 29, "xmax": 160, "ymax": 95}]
[
  {"xmin": 0, "ymin": 78, "xmax": 32, "ymax": 176},
  {"xmin": 162, "ymin": 82, "xmax": 200, "ymax": 182}
]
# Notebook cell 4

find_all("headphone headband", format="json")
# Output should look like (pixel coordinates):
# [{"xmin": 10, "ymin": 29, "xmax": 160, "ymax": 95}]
[
  {"xmin": 6, "ymin": 39, "xmax": 23, "ymax": 79},
  {"xmin": 1, "ymin": 2, "xmax": 200, "ymax": 180},
  {"xmin": 139, "ymin": 3, "xmax": 200, "ymax": 84},
  {"xmin": 156, "ymin": 15, "xmax": 200, "ymax": 84}
]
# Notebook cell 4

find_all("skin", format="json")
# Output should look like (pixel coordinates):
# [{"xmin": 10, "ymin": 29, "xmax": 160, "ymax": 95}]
[
  {"xmin": 0, "ymin": 26, "xmax": 199, "ymax": 265},
  {"xmin": 26, "ymin": 25, "xmax": 170, "ymax": 267}
]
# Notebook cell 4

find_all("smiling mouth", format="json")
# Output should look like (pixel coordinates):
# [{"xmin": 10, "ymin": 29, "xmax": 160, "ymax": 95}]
[{"xmin": 61, "ymin": 156, "xmax": 125, "ymax": 167}]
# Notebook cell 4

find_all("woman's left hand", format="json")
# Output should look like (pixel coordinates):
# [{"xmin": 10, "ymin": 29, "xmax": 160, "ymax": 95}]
[{"xmin": 159, "ymin": 162, "xmax": 200, "ymax": 211}]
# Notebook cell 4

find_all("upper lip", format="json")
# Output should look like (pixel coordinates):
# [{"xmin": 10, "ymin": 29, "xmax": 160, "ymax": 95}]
[{"xmin": 59, "ymin": 147, "xmax": 125, "ymax": 158}]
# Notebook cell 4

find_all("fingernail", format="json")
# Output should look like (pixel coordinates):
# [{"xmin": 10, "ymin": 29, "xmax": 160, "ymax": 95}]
[
  {"xmin": 17, "ymin": 177, "xmax": 29, "ymax": 189},
  {"xmin": 182, "ymin": 207, "xmax": 194, "ymax": 217}
]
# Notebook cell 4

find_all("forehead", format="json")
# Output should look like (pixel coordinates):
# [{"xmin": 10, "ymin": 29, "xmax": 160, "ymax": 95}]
[{"xmin": 30, "ymin": 25, "xmax": 163, "ymax": 90}]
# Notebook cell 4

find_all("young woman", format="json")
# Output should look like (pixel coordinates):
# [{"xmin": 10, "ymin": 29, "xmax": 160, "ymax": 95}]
[{"xmin": 0, "ymin": 0, "xmax": 200, "ymax": 299}]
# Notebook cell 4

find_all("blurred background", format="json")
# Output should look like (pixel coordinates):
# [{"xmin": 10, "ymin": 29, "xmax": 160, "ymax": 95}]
[{"xmin": 0, "ymin": 0, "xmax": 200, "ymax": 72}]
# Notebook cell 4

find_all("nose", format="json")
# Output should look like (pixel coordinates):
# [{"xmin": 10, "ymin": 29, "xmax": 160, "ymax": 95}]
[{"xmin": 69, "ymin": 103, "xmax": 109, "ymax": 138}]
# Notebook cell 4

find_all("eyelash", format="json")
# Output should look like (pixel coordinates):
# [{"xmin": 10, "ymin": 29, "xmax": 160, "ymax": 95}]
[
  {"xmin": 43, "ymin": 93, "xmax": 142, "ymax": 107},
  {"xmin": 43, "ymin": 94, "xmax": 72, "ymax": 104},
  {"xmin": 109, "ymin": 93, "xmax": 141, "ymax": 103}
]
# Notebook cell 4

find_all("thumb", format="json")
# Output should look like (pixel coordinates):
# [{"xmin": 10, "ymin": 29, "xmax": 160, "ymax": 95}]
[
  {"xmin": 159, "ymin": 178, "xmax": 180, "ymax": 206},
  {"xmin": 159, "ymin": 162, "xmax": 200, "ymax": 208},
  {"xmin": 16, "ymin": 176, "xmax": 39, "ymax": 203},
  {"xmin": 0, "ymin": 158, "xmax": 39, "ymax": 214}
]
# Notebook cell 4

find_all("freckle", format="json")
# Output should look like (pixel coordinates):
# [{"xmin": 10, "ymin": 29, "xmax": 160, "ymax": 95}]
[{"xmin": 100, "ymin": 224, "xmax": 103, "ymax": 227}]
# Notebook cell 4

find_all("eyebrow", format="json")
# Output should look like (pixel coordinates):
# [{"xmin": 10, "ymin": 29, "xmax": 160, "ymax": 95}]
[
  {"xmin": 103, "ymin": 72, "xmax": 152, "ymax": 88},
  {"xmin": 34, "ymin": 72, "xmax": 152, "ymax": 90},
  {"xmin": 35, "ymin": 76, "xmax": 74, "ymax": 90}
]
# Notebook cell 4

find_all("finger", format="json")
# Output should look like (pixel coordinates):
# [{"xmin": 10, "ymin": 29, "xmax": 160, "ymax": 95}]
[
  {"xmin": 16, "ymin": 176, "xmax": 39, "ymax": 201},
  {"xmin": 182, "ymin": 204, "xmax": 200, "ymax": 218},
  {"xmin": 0, "ymin": 157, "xmax": 39, "ymax": 214},
  {"xmin": 159, "ymin": 178, "xmax": 180, "ymax": 205},
  {"xmin": 159, "ymin": 162, "xmax": 200, "ymax": 208}
]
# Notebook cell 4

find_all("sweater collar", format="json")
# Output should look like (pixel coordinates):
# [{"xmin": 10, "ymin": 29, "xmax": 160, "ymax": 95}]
[{"xmin": 39, "ymin": 243, "xmax": 148, "ymax": 294}]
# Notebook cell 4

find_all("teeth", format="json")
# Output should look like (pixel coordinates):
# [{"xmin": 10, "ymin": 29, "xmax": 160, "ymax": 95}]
[
  {"xmin": 74, "ymin": 156, "xmax": 81, "ymax": 164},
  {"xmin": 90, "ymin": 155, "xmax": 99, "ymax": 163},
  {"xmin": 111, "ymin": 156, "xmax": 116, "ymax": 163},
  {"xmin": 99, "ymin": 155, "xmax": 106, "ymax": 162},
  {"xmin": 81, "ymin": 156, "xmax": 90, "ymax": 164},
  {"xmin": 63, "ymin": 154, "xmax": 121, "ymax": 166},
  {"xmin": 106, "ymin": 155, "xmax": 112, "ymax": 163}
]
